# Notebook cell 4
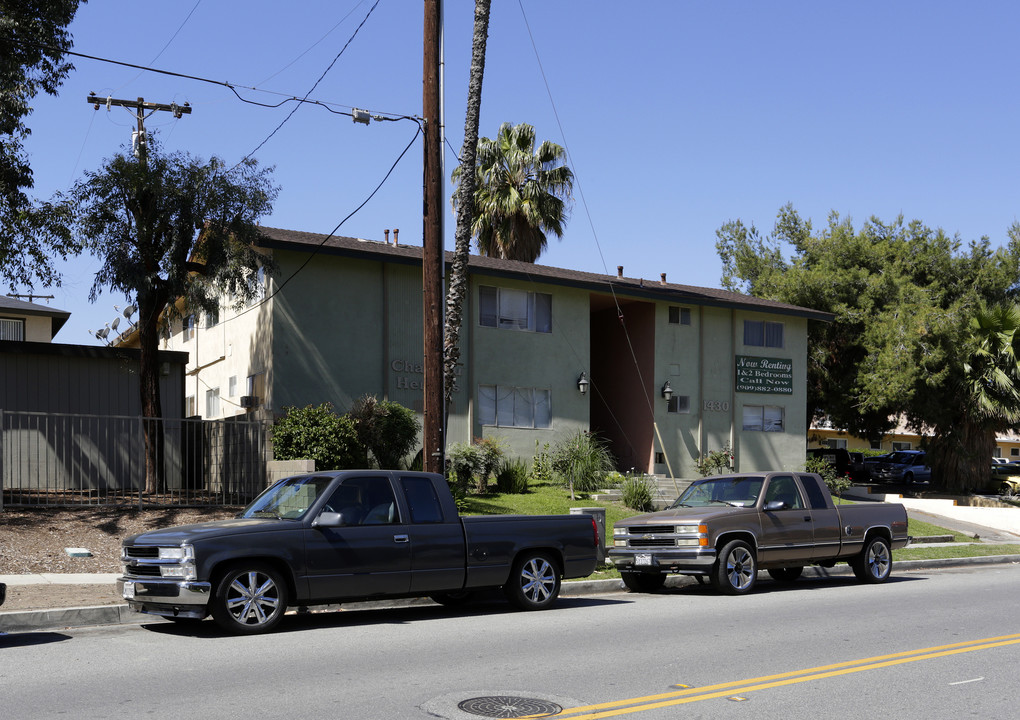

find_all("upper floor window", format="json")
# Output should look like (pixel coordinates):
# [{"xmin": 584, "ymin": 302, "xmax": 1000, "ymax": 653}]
[
  {"xmin": 479, "ymin": 286, "xmax": 551, "ymax": 333},
  {"xmin": 668, "ymin": 306, "xmax": 691, "ymax": 325},
  {"xmin": 205, "ymin": 306, "xmax": 219, "ymax": 329},
  {"xmin": 0, "ymin": 317, "xmax": 25, "ymax": 341},
  {"xmin": 667, "ymin": 395, "xmax": 690, "ymax": 413},
  {"xmin": 744, "ymin": 320, "xmax": 783, "ymax": 348},
  {"xmin": 183, "ymin": 315, "xmax": 195, "ymax": 342},
  {"xmin": 205, "ymin": 387, "xmax": 220, "ymax": 417},
  {"xmin": 478, "ymin": 385, "xmax": 552, "ymax": 428}
]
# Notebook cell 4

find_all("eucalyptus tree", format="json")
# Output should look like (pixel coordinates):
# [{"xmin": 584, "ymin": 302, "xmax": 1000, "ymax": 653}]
[
  {"xmin": 0, "ymin": 0, "xmax": 85, "ymax": 288},
  {"xmin": 67, "ymin": 140, "xmax": 277, "ymax": 493},
  {"xmin": 716, "ymin": 206, "xmax": 1020, "ymax": 491},
  {"xmin": 453, "ymin": 121, "xmax": 573, "ymax": 263}
]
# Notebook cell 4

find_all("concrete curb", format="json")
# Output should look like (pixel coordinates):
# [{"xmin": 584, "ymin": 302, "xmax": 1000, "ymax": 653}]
[{"xmin": 3, "ymin": 554, "xmax": 1019, "ymax": 634}]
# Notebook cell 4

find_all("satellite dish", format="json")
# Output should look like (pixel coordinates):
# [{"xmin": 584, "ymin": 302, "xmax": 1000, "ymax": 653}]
[
  {"xmin": 123, "ymin": 304, "xmax": 137, "ymax": 318},
  {"xmin": 111, "ymin": 317, "xmax": 121, "ymax": 330},
  {"xmin": 97, "ymin": 327, "xmax": 110, "ymax": 340}
]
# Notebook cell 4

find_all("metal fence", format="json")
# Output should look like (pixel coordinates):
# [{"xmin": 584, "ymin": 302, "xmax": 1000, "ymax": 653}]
[{"xmin": 0, "ymin": 410, "xmax": 267, "ymax": 508}]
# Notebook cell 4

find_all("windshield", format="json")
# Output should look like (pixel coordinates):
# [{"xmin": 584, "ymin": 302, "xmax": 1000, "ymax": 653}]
[
  {"xmin": 240, "ymin": 475, "xmax": 335, "ymax": 520},
  {"xmin": 886, "ymin": 452, "xmax": 917, "ymax": 464},
  {"xmin": 669, "ymin": 476, "xmax": 765, "ymax": 508}
]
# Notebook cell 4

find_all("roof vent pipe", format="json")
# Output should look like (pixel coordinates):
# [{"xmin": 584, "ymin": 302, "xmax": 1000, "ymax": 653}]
[
  {"xmin": 661, "ymin": 273, "xmax": 667, "ymax": 285},
  {"xmin": 617, "ymin": 265, "xmax": 624, "ymax": 278},
  {"xmin": 393, "ymin": 228, "xmax": 399, "ymax": 246},
  {"xmin": 384, "ymin": 229, "xmax": 390, "ymax": 244}
]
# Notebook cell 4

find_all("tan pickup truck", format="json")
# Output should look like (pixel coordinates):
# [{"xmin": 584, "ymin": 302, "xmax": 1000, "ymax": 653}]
[{"xmin": 609, "ymin": 471, "xmax": 909, "ymax": 594}]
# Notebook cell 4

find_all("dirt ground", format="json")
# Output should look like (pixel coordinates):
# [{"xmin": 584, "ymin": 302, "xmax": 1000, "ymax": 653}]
[{"xmin": 0, "ymin": 505, "xmax": 238, "ymax": 613}]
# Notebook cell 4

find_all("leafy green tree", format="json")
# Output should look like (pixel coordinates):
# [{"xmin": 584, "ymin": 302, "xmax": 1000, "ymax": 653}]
[
  {"xmin": 272, "ymin": 404, "xmax": 362, "ymax": 470},
  {"xmin": 716, "ymin": 205, "xmax": 1020, "ymax": 492},
  {"xmin": 66, "ymin": 139, "xmax": 277, "ymax": 492},
  {"xmin": 0, "ymin": 0, "xmax": 84, "ymax": 288},
  {"xmin": 348, "ymin": 395, "xmax": 421, "ymax": 469},
  {"xmin": 552, "ymin": 430, "xmax": 614, "ymax": 499},
  {"xmin": 452, "ymin": 121, "xmax": 573, "ymax": 262}
]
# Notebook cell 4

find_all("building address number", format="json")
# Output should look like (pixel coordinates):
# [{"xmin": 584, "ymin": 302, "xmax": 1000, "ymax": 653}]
[{"xmin": 703, "ymin": 400, "xmax": 729, "ymax": 412}]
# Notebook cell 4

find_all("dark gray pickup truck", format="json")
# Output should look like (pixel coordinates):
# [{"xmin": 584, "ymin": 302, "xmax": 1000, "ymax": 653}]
[{"xmin": 118, "ymin": 470, "xmax": 599, "ymax": 634}]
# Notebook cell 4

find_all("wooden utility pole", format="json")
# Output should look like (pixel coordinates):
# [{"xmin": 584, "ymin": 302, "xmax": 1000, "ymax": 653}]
[
  {"xmin": 86, "ymin": 93, "xmax": 191, "ymax": 163},
  {"xmin": 422, "ymin": 0, "xmax": 445, "ymax": 474}
]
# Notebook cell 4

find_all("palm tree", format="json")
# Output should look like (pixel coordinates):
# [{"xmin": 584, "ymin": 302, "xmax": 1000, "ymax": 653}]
[
  {"xmin": 927, "ymin": 302, "xmax": 1020, "ymax": 492},
  {"xmin": 453, "ymin": 121, "xmax": 573, "ymax": 263}
]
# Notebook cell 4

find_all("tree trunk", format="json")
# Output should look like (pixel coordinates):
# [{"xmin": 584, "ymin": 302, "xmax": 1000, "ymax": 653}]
[
  {"xmin": 443, "ymin": 0, "xmax": 491, "ymax": 434},
  {"xmin": 929, "ymin": 418, "xmax": 995, "ymax": 494},
  {"xmin": 137, "ymin": 290, "xmax": 166, "ymax": 495}
]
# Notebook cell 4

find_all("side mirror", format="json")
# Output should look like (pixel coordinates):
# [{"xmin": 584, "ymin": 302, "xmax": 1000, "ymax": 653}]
[
  {"xmin": 764, "ymin": 500, "xmax": 787, "ymax": 512},
  {"xmin": 312, "ymin": 511, "xmax": 345, "ymax": 529}
]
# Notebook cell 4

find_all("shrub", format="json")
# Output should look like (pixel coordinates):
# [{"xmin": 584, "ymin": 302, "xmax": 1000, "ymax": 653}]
[
  {"xmin": 272, "ymin": 403, "xmax": 363, "ymax": 470},
  {"xmin": 474, "ymin": 436, "xmax": 507, "ymax": 493},
  {"xmin": 621, "ymin": 473, "xmax": 655, "ymax": 512},
  {"xmin": 697, "ymin": 445, "xmax": 733, "ymax": 476},
  {"xmin": 447, "ymin": 442, "xmax": 481, "ymax": 494},
  {"xmin": 806, "ymin": 456, "xmax": 853, "ymax": 497},
  {"xmin": 495, "ymin": 457, "xmax": 530, "ymax": 494},
  {"xmin": 552, "ymin": 430, "xmax": 615, "ymax": 498},
  {"xmin": 348, "ymin": 395, "xmax": 421, "ymax": 469},
  {"xmin": 530, "ymin": 441, "xmax": 554, "ymax": 484}
]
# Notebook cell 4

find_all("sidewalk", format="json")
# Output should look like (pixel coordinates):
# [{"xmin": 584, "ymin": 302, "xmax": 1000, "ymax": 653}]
[{"xmin": 4, "ymin": 498, "xmax": 1020, "ymax": 634}]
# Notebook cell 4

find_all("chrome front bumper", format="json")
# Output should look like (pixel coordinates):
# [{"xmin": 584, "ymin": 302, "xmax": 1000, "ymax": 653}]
[{"xmin": 117, "ymin": 577, "xmax": 211, "ymax": 618}]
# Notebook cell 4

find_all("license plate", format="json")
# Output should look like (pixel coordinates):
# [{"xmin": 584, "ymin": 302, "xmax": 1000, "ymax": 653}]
[
  {"xmin": 123, "ymin": 581, "xmax": 135, "ymax": 599},
  {"xmin": 635, "ymin": 553, "xmax": 653, "ymax": 566}
]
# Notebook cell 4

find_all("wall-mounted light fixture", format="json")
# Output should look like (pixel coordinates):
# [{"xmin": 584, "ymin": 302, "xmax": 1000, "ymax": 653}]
[
  {"xmin": 661, "ymin": 380, "xmax": 673, "ymax": 402},
  {"xmin": 577, "ymin": 371, "xmax": 590, "ymax": 396}
]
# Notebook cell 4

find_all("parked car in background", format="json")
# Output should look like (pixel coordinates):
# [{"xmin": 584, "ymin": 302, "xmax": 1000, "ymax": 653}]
[
  {"xmin": 992, "ymin": 457, "xmax": 1009, "ymax": 464},
  {"xmin": 986, "ymin": 462, "xmax": 1020, "ymax": 494},
  {"xmin": 806, "ymin": 447, "xmax": 869, "ymax": 482},
  {"xmin": 869, "ymin": 450, "xmax": 931, "ymax": 484}
]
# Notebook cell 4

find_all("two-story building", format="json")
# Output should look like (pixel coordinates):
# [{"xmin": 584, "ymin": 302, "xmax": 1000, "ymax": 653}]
[{"xmin": 160, "ymin": 227, "xmax": 831, "ymax": 479}]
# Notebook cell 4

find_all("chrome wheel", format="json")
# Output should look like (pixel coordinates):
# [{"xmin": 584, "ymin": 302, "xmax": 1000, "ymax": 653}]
[
  {"xmin": 505, "ymin": 552, "xmax": 561, "ymax": 610},
  {"xmin": 712, "ymin": 539, "xmax": 757, "ymax": 594},
  {"xmin": 851, "ymin": 536, "xmax": 892, "ymax": 584},
  {"xmin": 211, "ymin": 564, "xmax": 288, "ymax": 634}
]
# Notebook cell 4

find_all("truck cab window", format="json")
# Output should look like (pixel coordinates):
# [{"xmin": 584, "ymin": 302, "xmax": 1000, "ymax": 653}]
[
  {"xmin": 401, "ymin": 476, "xmax": 444, "ymax": 523},
  {"xmin": 325, "ymin": 477, "xmax": 398, "ymax": 525},
  {"xmin": 763, "ymin": 475, "xmax": 804, "ymax": 510}
]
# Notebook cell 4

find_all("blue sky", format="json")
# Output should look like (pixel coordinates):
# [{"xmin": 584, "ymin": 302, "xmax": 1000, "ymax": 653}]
[{"xmin": 18, "ymin": 1, "xmax": 1020, "ymax": 345}]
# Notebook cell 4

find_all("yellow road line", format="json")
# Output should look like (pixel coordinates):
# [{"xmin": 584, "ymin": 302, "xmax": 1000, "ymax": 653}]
[{"xmin": 533, "ymin": 633, "xmax": 1020, "ymax": 720}]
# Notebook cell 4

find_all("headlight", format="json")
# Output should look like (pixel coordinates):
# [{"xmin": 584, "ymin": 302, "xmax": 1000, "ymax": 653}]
[
  {"xmin": 613, "ymin": 527, "xmax": 628, "ymax": 537},
  {"xmin": 160, "ymin": 564, "xmax": 197, "ymax": 580},
  {"xmin": 675, "ymin": 525, "xmax": 700, "ymax": 534},
  {"xmin": 158, "ymin": 545, "xmax": 194, "ymax": 561}
]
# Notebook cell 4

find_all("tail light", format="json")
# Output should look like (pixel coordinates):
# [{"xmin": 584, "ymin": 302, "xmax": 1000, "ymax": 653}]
[{"xmin": 591, "ymin": 517, "xmax": 600, "ymax": 548}]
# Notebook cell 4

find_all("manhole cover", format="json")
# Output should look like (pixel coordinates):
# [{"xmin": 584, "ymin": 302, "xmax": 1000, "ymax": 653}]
[{"xmin": 457, "ymin": 696, "xmax": 562, "ymax": 718}]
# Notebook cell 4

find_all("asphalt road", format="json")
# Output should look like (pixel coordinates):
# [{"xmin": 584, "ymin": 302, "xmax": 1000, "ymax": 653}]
[{"xmin": 3, "ymin": 564, "xmax": 1019, "ymax": 720}]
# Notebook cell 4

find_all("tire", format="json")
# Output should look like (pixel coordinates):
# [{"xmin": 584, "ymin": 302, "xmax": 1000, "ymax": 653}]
[
  {"xmin": 621, "ymin": 571, "xmax": 667, "ymax": 593},
  {"xmin": 429, "ymin": 591, "xmax": 474, "ymax": 606},
  {"xmin": 903, "ymin": 472, "xmax": 914, "ymax": 484},
  {"xmin": 711, "ymin": 539, "xmax": 757, "ymax": 595},
  {"xmin": 767, "ymin": 566, "xmax": 803, "ymax": 582},
  {"xmin": 504, "ymin": 551, "xmax": 561, "ymax": 610},
  {"xmin": 850, "ymin": 536, "xmax": 892, "ymax": 584},
  {"xmin": 210, "ymin": 563, "xmax": 289, "ymax": 634}
]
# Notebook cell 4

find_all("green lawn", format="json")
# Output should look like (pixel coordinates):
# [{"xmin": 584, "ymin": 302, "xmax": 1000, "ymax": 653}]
[{"xmin": 460, "ymin": 480, "xmax": 1019, "ymax": 570}]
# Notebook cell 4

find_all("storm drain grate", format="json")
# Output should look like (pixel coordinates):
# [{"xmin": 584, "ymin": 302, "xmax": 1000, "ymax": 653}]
[{"xmin": 457, "ymin": 696, "xmax": 562, "ymax": 718}]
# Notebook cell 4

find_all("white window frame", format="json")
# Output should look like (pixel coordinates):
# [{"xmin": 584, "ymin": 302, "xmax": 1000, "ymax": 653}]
[
  {"xmin": 205, "ymin": 387, "xmax": 220, "ymax": 417},
  {"xmin": 825, "ymin": 439, "xmax": 848, "ymax": 449},
  {"xmin": 478, "ymin": 385, "xmax": 552, "ymax": 428},
  {"xmin": 185, "ymin": 395, "xmax": 197, "ymax": 417},
  {"xmin": 668, "ymin": 306, "xmax": 691, "ymax": 326},
  {"xmin": 742, "ymin": 404, "xmax": 784, "ymax": 432},
  {"xmin": 892, "ymin": 441, "xmax": 912, "ymax": 451},
  {"xmin": 0, "ymin": 317, "xmax": 25, "ymax": 341},
  {"xmin": 479, "ymin": 286, "xmax": 552, "ymax": 333},
  {"xmin": 205, "ymin": 306, "xmax": 219, "ymax": 329},
  {"xmin": 228, "ymin": 375, "xmax": 237, "ymax": 397}
]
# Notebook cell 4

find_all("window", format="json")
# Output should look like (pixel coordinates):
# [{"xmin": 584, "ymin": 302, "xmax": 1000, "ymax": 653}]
[
  {"xmin": 667, "ymin": 395, "xmax": 690, "ymax": 413},
  {"xmin": 892, "ymin": 441, "xmax": 912, "ymax": 451},
  {"xmin": 825, "ymin": 439, "xmax": 847, "ymax": 449},
  {"xmin": 1012, "ymin": 448, "xmax": 1019, "ymax": 458},
  {"xmin": 0, "ymin": 317, "xmax": 25, "ymax": 341},
  {"xmin": 205, "ymin": 387, "xmax": 220, "ymax": 417},
  {"xmin": 479, "ymin": 286, "xmax": 551, "ymax": 333},
  {"xmin": 478, "ymin": 385, "xmax": 552, "ymax": 428},
  {"xmin": 205, "ymin": 306, "xmax": 219, "ymax": 329},
  {"xmin": 185, "ymin": 395, "xmax": 196, "ymax": 417},
  {"xmin": 743, "ymin": 320, "xmax": 784, "ymax": 348},
  {"xmin": 248, "ymin": 266, "xmax": 266, "ymax": 307},
  {"xmin": 182, "ymin": 315, "xmax": 195, "ymax": 342},
  {"xmin": 870, "ymin": 440, "xmax": 883, "ymax": 450},
  {"xmin": 228, "ymin": 376, "xmax": 237, "ymax": 397},
  {"xmin": 668, "ymin": 306, "xmax": 691, "ymax": 325},
  {"xmin": 763, "ymin": 475, "xmax": 804, "ymax": 509},
  {"xmin": 401, "ymin": 476, "xmax": 444, "ymax": 523},
  {"xmin": 326, "ymin": 477, "xmax": 400, "ymax": 526},
  {"xmin": 742, "ymin": 405, "xmax": 784, "ymax": 432}
]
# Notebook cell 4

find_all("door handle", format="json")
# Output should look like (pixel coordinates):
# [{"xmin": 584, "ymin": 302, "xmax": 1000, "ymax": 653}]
[
  {"xmin": 393, "ymin": 534, "xmax": 409, "ymax": 543},
  {"xmin": 803, "ymin": 516, "xmax": 811, "ymax": 522}
]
